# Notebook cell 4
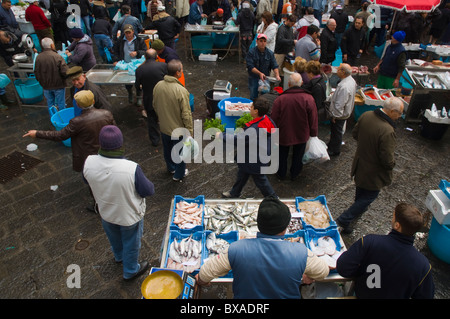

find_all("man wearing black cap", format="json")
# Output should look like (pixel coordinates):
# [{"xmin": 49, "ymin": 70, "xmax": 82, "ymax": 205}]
[
  {"xmin": 196, "ymin": 196, "xmax": 329, "ymax": 298},
  {"xmin": 83, "ymin": 125, "xmax": 155, "ymax": 281}
]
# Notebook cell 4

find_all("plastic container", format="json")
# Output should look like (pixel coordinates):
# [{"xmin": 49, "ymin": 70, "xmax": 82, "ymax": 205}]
[
  {"xmin": 170, "ymin": 195, "xmax": 205, "ymax": 233},
  {"xmin": 204, "ymin": 89, "xmax": 220, "ymax": 117},
  {"xmin": 427, "ymin": 217, "xmax": 450, "ymax": 264},
  {"xmin": 354, "ymin": 104, "xmax": 383, "ymax": 122},
  {"xmin": 420, "ymin": 116, "xmax": 448, "ymax": 140},
  {"xmin": 164, "ymin": 230, "xmax": 205, "ymax": 274},
  {"xmin": 203, "ymin": 230, "xmax": 239, "ymax": 278},
  {"xmin": 50, "ymin": 107, "xmax": 74, "ymax": 147},
  {"xmin": 218, "ymin": 97, "xmax": 253, "ymax": 129},
  {"xmin": 212, "ymin": 33, "xmax": 231, "ymax": 48},
  {"xmin": 14, "ymin": 78, "xmax": 43, "ymax": 104},
  {"xmin": 439, "ymin": 180, "xmax": 450, "ymax": 200},
  {"xmin": 295, "ymin": 195, "xmax": 336, "ymax": 230},
  {"xmin": 425, "ymin": 189, "xmax": 450, "ymax": 225},
  {"xmin": 306, "ymin": 226, "xmax": 342, "ymax": 272},
  {"xmin": 191, "ymin": 35, "xmax": 213, "ymax": 56},
  {"xmin": 283, "ymin": 229, "xmax": 307, "ymax": 244},
  {"xmin": 189, "ymin": 93, "xmax": 194, "ymax": 112}
]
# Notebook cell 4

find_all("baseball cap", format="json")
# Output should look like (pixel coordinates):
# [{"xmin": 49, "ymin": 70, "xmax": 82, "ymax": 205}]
[{"xmin": 257, "ymin": 33, "xmax": 267, "ymax": 40}]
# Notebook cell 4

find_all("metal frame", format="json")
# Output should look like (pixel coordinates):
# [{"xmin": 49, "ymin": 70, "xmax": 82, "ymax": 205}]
[{"xmin": 183, "ymin": 25, "xmax": 241, "ymax": 62}]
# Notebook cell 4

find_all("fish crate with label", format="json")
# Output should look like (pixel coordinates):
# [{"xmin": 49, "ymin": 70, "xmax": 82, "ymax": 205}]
[
  {"xmin": 295, "ymin": 195, "xmax": 337, "ymax": 231},
  {"xmin": 170, "ymin": 195, "xmax": 205, "ymax": 233},
  {"xmin": 204, "ymin": 230, "xmax": 239, "ymax": 278},
  {"xmin": 164, "ymin": 230, "xmax": 205, "ymax": 275},
  {"xmin": 283, "ymin": 229, "xmax": 307, "ymax": 244},
  {"xmin": 306, "ymin": 227, "xmax": 343, "ymax": 272}
]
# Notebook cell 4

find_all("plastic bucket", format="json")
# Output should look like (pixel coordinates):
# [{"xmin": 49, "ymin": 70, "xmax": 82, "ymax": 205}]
[
  {"xmin": 204, "ymin": 89, "xmax": 220, "ymax": 117},
  {"xmin": 212, "ymin": 33, "xmax": 230, "ymax": 48},
  {"xmin": 427, "ymin": 217, "xmax": 450, "ymax": 264},
  {"xmin": 191, "ymin": 35, "xmax": 213, "ymax": 56},
  {"xmin": 218, "ymin": 97, "xmax": 253, "ymax": 129},
  {"xmin": 14, "ymin": 78, "xmax": 43, "ymax": 104},
  {"xmin": 189, "ymin": 93, "xmax": 194, "ymax": 112},
  {"xmin": 50, "ymin": 107, "xmax": 75, "ymax": 147}
]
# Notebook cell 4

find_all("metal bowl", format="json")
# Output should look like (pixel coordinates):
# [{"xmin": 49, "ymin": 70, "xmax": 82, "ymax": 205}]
[{"xmin": 13, "ymin": 53, "xmax": 28, "ymax": 62}]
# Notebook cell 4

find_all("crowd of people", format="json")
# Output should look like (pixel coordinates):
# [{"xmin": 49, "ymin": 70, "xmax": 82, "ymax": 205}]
[{"xmin": 0, "ymin": 0, "xmax": 443, "ymax": 297}]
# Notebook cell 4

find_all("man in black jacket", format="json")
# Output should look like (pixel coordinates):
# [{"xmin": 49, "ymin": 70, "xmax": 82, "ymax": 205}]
[
  {"xmin": 274, "ymin": 14, "xmax": 297, "ymax": 76},
  {"xmin": 113, "ymin": 24, "xmax": 147, "ymax": 104},
  {"xmin": 341, "ymin": 17, "xmax": 365, "ymax": 66},
  {"xmin": 330, "ymin": 5, "xmax": 348, "ymax": 48},
  {"xmin": 336, "ymin": 202, "xmax": 434, "ymax": 299},
  {"xmin": 135, "ymin": 49, "xmax": 168, "ymax": 146},
  {"xmin": 146, "ymin": 7, "xmax": 181, "ymax": 50},
  {"xmin": 319, "ymin": 18, "xmax": 337, "ymax": 64}
]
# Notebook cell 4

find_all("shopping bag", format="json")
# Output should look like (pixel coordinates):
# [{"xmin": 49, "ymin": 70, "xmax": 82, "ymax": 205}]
[
  {"xmin": 249, "ymin": 34, "xmax": 257, "ymax": 50},
  {"xmin": 0, "ymin": 73, "xmax": 11, "ymax": 88},
  {"xmin": 180, "ymin": 136, "xmax": 200, "ymax": 162},
  {"xmin": 302, "ymin": 136, "xmax": 330, "ymax": 164}
]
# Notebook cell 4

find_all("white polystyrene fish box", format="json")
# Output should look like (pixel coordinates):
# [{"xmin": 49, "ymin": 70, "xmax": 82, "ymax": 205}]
[{"xmin": 425, "ymin": 190, "xmax": 450, "ymax": 225}]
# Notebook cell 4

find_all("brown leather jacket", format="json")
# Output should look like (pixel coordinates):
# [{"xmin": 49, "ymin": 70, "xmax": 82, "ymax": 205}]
[{"xmin": 36, "ymin": 107, "xmax": 115, "ymax": 172}]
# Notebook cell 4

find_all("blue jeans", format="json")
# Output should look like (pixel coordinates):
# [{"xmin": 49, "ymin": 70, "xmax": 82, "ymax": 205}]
[
  {"xmin": 81, "ymin": 15, "xmax": 91, "ymax": 36},
  {"xmin": 93, "ymin": 34, "xmax": 113, "ymax": 62},
  {"xmin": 101, "ymin": 218, "xmax": 144, "ymax": 279},
  {"xmin": 161, "ymin": 133, "xmax": 186, "ymax": 180},
  {"xmin": 43, "ymin": 88, "xmax": 66, "ymax": 111},
  {"xmin": 248, "ymin": 76, "xmax": 260, "ymax": 101},
  {"xmin": 337, "ymin": 187, "xmax": 380, "ymax": 227}
]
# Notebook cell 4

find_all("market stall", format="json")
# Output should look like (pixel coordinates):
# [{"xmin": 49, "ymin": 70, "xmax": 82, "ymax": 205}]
[
  {"xmin": 154, "ymin": 195, "xmax": 353, "ymax": 299},
  {"xmin": 402, "ymin": 64, "xmax": 450, "ymax": 123},
  {"xmin": 183, "ymin": 24, "xmax": 241, "ymax": 63}
]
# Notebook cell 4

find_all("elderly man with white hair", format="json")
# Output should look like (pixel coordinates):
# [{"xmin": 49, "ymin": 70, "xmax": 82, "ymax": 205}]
[
  {"xmin": 336, "ymin": 97, "xmax": 405, "ymax": 234},
  {"xmin": 326, "ymin": 62, "xmax": 356, "ymax": 156},
  {"xmin": 319, "ymin": 18, "xmax": 338, "ymax": 64},
  {"xmin": 34, "ymin": 37, "xmax": 69, "ymax": 114},
  {"xmin": 271, "ymin": 72, "xmax": 318, "ymax": 181}
]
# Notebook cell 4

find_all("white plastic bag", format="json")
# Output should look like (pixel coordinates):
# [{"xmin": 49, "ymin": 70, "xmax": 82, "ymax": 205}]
[
  {"xmin": 302, "ymin": 136, "xmax": 330, "ymax": 164},
  {"xmin": 180, "ymin": 136, "xmax": 200, "ymax": 162}
]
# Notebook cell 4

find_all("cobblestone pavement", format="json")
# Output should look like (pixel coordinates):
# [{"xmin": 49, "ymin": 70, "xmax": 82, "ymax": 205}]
[{"xmin": 0, "ymin": 27, "xmax": 449, "ymax": 299}]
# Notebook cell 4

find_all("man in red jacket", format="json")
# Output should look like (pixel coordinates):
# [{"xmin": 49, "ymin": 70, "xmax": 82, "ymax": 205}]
[
  {"xmin": 271, "ymin": 72, "xmax": 318, "ymax": 181},
  {"xmin": 25, "ymin": 0, "xmax": 53, "ymax": 43}
]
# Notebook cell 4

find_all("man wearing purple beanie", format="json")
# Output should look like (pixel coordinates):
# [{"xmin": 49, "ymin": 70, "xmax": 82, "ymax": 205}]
[
  {"xmin": 83, "ymin": 125, "xmax": 155, "ymax": 281},
  {"xmin": 373, "ymin": 30, "xmax": 407, "ymax": 89}
]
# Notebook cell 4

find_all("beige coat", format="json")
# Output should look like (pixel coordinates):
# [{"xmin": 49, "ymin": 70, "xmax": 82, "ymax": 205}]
[{"xmin": 153, "ymin": 75, "xmax": 193, "ymax": 136}]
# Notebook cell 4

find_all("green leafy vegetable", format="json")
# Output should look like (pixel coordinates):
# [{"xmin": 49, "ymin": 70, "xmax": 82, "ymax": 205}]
[{"xmin": 235, "ymin": 113, "xmax": 253, "ymax": 129}]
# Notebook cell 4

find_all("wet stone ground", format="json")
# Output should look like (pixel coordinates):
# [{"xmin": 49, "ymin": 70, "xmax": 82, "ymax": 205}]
[{"xmin": 0, "ymin": 24, "xmax": 449, "ymax": 299}]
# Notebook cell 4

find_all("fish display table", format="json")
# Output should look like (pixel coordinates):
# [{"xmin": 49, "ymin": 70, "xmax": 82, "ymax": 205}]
[
  {"xmin": 403, "ymin": 65, "xmax": 450, "ymax": 122},
  {"xmin": 159, "ymin": 196, "xmax": 353, "ymax": 298}
]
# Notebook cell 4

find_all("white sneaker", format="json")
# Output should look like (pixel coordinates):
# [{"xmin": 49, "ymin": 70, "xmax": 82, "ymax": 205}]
[{"xmin": 173, "ymin": 169, "xmax": 189, "ymax": 182}]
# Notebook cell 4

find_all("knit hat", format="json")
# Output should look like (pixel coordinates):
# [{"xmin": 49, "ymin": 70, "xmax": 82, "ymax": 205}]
[
  {"xmin": 392, "ymin": 31, "xmax": 406, "ymax": 43},
  {"xmin": 157, "ymin": 5, "xmax": 165, "ymax": 11},
  {"xmin": 70, "ymin": 28, "xmax": 84, "ymax": 39},
  {"xmin": 74, "ymin": 90, "xmax": 95, "ymax": 108},
  {"xmin": 99, "ymin": 125, "xmax": 123, "ymax": 150},
  {"xmin": 151, "ymin": 39, "xmax": 165, "ymax": 50},
  {"xmin": 257, "ymin": 196, "xmax": 291, "ymax": 235},
  {"xmin": 217, "ymin": 8, "xmax": 224, "ymax": 14}
]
